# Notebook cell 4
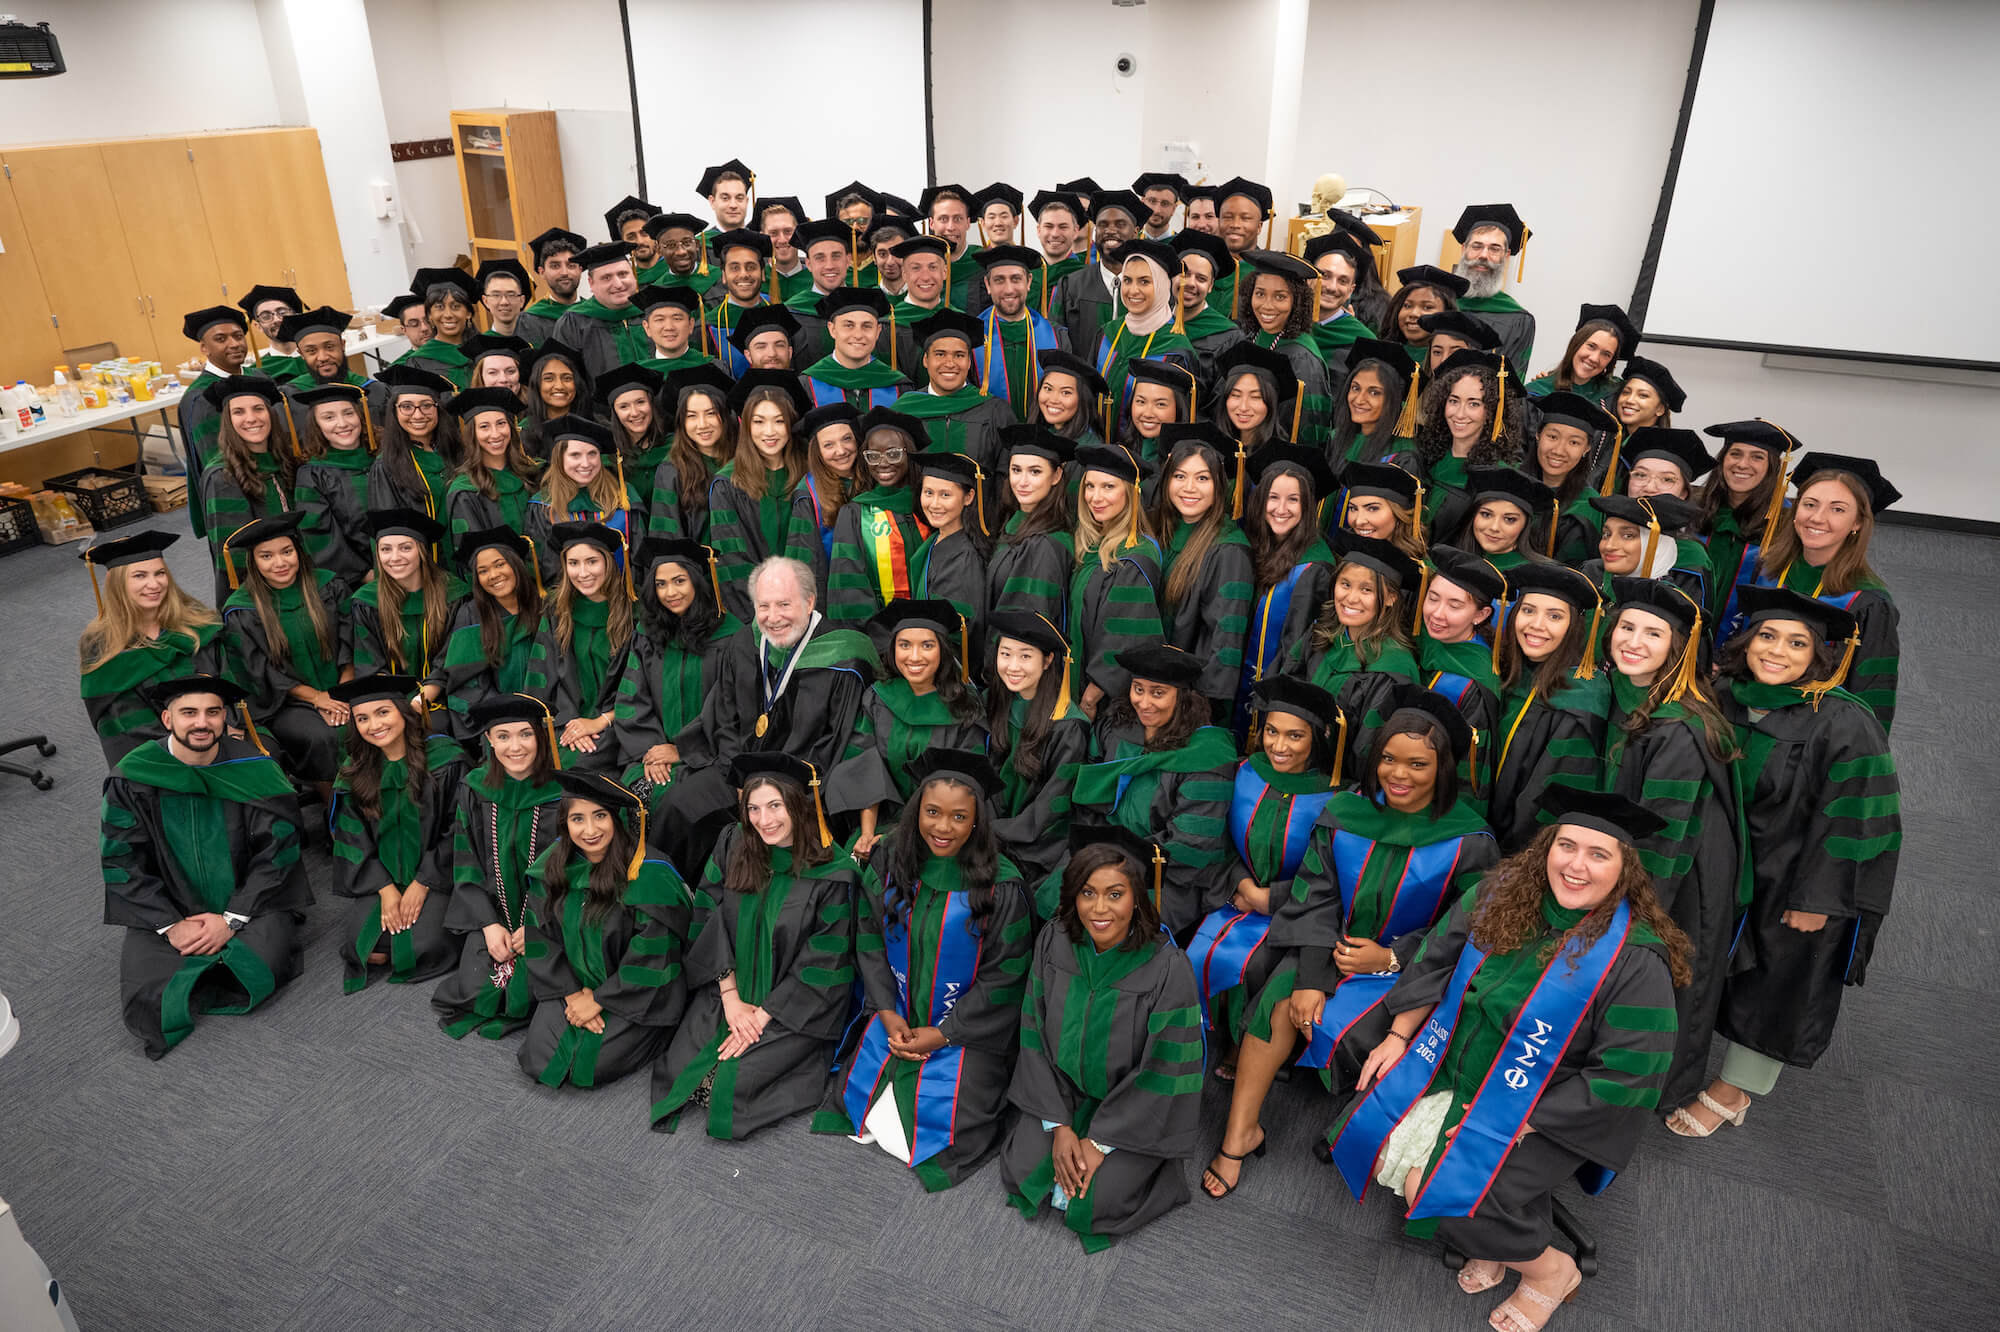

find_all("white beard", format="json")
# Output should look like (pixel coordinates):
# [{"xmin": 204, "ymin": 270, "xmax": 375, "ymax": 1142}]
[{"xmin": 1456, "ymin": 259, "xmax": 1505, "ymax": 300}]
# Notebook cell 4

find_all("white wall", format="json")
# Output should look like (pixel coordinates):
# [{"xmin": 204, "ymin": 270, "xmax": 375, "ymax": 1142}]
[
  {"xmin": 626, "ymin": 0, "xmax": 925, "ymax": 227},
  {"xmin": 3, "ymin": 0, "xmax": 280, "ymax": 143},
  {"xmin": 364, "ymin": 0, "xmax": 465, "ymax": 270}
]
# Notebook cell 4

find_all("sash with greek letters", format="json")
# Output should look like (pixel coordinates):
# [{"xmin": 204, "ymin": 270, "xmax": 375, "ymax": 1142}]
[
  {"xmin": 1329, "ymin": 899, "xmax": 1633, "ymax": 1213},
  {"xmin": 837, "ymin": 886, "xmax": 984, "ymax": 1165},
  {"xmin": 1297, "ymin": 830, "xmax": 1475, "ymax": 1069}
]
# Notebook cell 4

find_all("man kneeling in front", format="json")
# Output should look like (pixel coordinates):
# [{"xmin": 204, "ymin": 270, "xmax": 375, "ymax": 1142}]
[{"xmin": 100, "ymin": 675, "xmax": 313, "ymax": 1058}]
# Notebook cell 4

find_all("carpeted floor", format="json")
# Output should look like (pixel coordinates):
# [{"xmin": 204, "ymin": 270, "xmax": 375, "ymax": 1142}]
[{"xmin": 0, "ymin": 517, "xmax": 1991, "ymax": 1331}]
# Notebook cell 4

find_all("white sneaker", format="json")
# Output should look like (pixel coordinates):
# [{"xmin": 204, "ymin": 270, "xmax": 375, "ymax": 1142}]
[{"xmin": 0, "ymin": 993, "xmax": 18, "ymax": 1061}]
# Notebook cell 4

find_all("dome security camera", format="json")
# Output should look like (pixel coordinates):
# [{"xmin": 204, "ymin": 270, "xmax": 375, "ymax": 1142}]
[{"xmin": 1115, "ymin": 53, "xmax": 1137, "ymax": 77}]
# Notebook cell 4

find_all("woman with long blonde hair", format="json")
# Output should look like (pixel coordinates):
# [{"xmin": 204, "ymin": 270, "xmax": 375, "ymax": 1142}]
[
  {"xmin": 1068, "ymin": 444, "xmax": 1164, "ymax": 719},
  {"xmin": 78, "ymin": 530, "xmax": 223, "ymax": 765},
  {"xmin": 347, "ymin": 510, "xmax": 464, "ymax": 705},
  {"xmin": 525, "ymin": 417, "xmax": 637, "ymax": 586},
  {"xmin": 524, "ymin": 523, "xmax": 636, "ymax": 772},
  {"xmin": 444, "ymin": 386, "xmax": 539, "ymax": 550}
]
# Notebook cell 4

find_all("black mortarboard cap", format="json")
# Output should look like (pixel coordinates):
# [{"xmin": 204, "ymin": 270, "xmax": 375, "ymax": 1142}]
[
  {"xmin": 573, "ymin": 241, "xmax": 638, "ymax": 271},
  {"xmin": 202, "ymin": 374, "xmax": 286, "ymax": 410},
  {"xmin": 1396, "ymin": 265, "xmax": 1470, "ymax": 298},
  {"xmin": 1331, "ymin": 530, "xmax": 1422, "ymax": 591},
  {"xmin": 1035, "ymin": 348, "xmax": 1110, "ymax": 399},
  {"xmin": 1576, "ymin": 303, "xmax": 1640, "ymax": 356},
  {"xmin": 529, "ymin": 226, "xmax": 588, "ymax": 265},
  {"xmin": 1088, "ymin": 190, "xmax": 1145, "ymax": 223},
  {"xmin": 1625, "ymin": 428, "xmax": 1714, "ymax": 482},
  {"xmin": 1075, "ymin": 443, "xmax": 1142, "ymax": 485},
  {"xmin": 1788, "ymin": 452, "xmax": 1900, "ymax": 513},
  {"xmin": 223, "ymin": 511, "xmax": 306, "ymax": 551},
  {"xmin": 603, "ymin": 195, "xmax": 660, "ymax": 238},
  {"xmin": 236, "ymin": 284, "xmax": 302, "ymax": 316},
  {"xmin": 81, "ymin": 529, "xmax": 178, "ymax": 570},
  {"xmin": 411, "ymin": 266, "xmax": 479, "ymax": 306},
  {"xmin": 1247, "ymin": 442, "xmax": 1338, "ymax": 499},
  {"xmin": 729, "ymin": 303, "xmax": 802, "ymax": 351},
  {"xmin": 367, "ymin": 507, "xmax": 447, "ymax": 546},
  {"xmin": 696, "ymin": 160, "xmax": 754, "ymax": 197},
  {"xmin": 904, "ymin": 747, "xmax": 1003, "ymax": 801},
  {"xmin": 1426, "ymin": 544, "xmax": 1509, "ymax": 603},
  {"xmin": 1619, "ymin": 356, "xmax": 1687, "ymax": 413},
  {"xmin": 148, "ymin": 673, "xmax": 248, "ymax": 710},
  {"xmin": 1131, "ymin": 172, "xmax": 1191, "ymax": 199},
  {"xmin": 727, "ymin": 368, "xmax": 811, "ymax": 417},
  {"xmin": 1417, "ymin": 310, "xmax": 1500, "ymax": 349},
  {"xmin": 593, "ymin": 364, "xmax": 664, "ymax": 408},
  {"xmin": 1451, "ymin": 203, "xmax": 1531, "ymax": 252},
  {"xmin": 183, "ymin": 305, "xmax": 247, "ymax": 341},
  {"xmin": 1537, "ymin": 787, "xmax": 1664, "ymax": 845},
  {"xmin": 1115, "ymin": 642, "xmax": 1204, "ymax": 691},
  {"xmin": 1535, "ymin": 391, "xmax": 1618, "ymax": 436},
  {"xmin": 1379, "ymin": 682, "xmax": 1475, "ymax": 760}
]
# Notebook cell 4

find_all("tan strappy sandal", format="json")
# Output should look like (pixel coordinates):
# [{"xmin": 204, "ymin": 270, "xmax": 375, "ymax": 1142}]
[
  {"xmin": 1665, "ymin": 1089, "xmax": 1750, "ymax": 1138},
  {"xmin": 1489, "ymin": 1268, "xmax": 1582, "ymax": 1331}
]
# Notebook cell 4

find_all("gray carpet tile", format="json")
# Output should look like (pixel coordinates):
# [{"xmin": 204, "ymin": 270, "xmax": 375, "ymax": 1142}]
[{"xmin": 0, "ymin": 514, "xmax": 1989, "ymax": 1330}]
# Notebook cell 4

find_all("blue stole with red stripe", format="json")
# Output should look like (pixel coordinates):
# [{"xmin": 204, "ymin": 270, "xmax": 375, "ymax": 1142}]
[
  {"xmin": 1721, "ymin": 559, "xmax": 1861, "ymax": 645},
  {"xmin": 1329, "ymin": 899, "xmax": 1633, "ymax": 1210},
  {"xmin": 806, "ymin": 374, "xmax": 903, "ymax": 411},
  {"xmin": 838, "ymin": 886, "xmax": 985, "ymax": 1165},
  {"xmin": 1298, "ymin": 828, "xmax": 1478, "ymax": 1069},
  {"xmin": 974, "ymin": 308, "xmax": 1059, "ymax": 411},
  {"xmin": 803, "ymin": 474, "xmax": 834, "ymax": 564},
  {"xmin": 1235, "ymin": 562, "xmax": 1313, "ymax": 722},
  {"xmin": 705, "ymin": 297, "xmax": 769, "ymax": 378},
  {"xmin": 1188, "ymin": 765, "xmax": 1335, "ymax": 1018}
]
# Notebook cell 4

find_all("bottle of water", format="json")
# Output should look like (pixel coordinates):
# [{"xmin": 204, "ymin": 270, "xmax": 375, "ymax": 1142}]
[{"xmin": 53, "ymin": 369, "xmax": 81, "ymax": 418}]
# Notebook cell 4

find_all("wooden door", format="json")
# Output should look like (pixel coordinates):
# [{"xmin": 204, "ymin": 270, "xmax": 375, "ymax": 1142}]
[
  {"xmin": 269, "ymin": 129, "xmax": 352, "ymax": 308},
  {"xmin": 0, "ymin": 173, "xmax": 65, "ymax": 382},
  {"xmin": 1, "ymin": 145, "xmax": 157, "ymax": 363},
  {"xmin": 188, "ymin": 129, "xmax": 300, "ymax": 314},
  {"xmin": 99, "ymin": 138, "xmax": 227, "ymax": 366}
]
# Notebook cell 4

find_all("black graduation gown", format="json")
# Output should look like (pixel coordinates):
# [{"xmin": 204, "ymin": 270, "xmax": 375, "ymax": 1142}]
[
  {"xmin": 992, "ymin": 711, "xmax": 1090, "ymax": 887},
  {"xmin": 1000, "ymin": 928, "xmax": 1206, "ymax": 1251},
  {"xmin": 330, "ymin": 735, "xmax": 466, "ymax": 991},
  {"xmin": 661, "ymin": 620, "xmax": 876, "ymax": 871},
  {"xmin": 916, "ymin": 528, "xmax": 989, "ymax": 633},
  {"xmin": 1717, "ymin": 685, "xmax": 1900, "ymax": 1067},
  {"xmin": 294, "ymin": 452, "xmax": 376, "ymax": 586},
  {"xmin": 1365, "ymin": 892, "xmax": 1679, "ymax": 1262},
  {"xmin": 1604, "ymin": 695, "xmax": 1743, "ymax": 1112},
  {"xmin": 99, "ymin": 737, "xmax": 312, "ymax": 1059},
  {"xmin": 1486, "ymin": 675, "xmax": 1611, "ymax": 854},
  {"xmin": 519, "ymin": 856, "xmax": 692, "ymax": 1088},
  {"xmin": 1052, "ymin": 263, "xmax": 1116, "ymax": 356},
  {"xmin": 825, "ymin": 682, "xmax": 991, "ymax": 822},
  {"xmin": 1161, "ymin": 528, "xmax": 1254, "ymax": 719},
  {"xmin": 431, "ymin": 775, "xmax": 564, "ymax": 1040},
  {"xmin": 648, "ymin": 829, "xmax": 859, "ymax": 1138},
  {"xmin": 221, "ymin": 572, "xmax": 351, "ymax": 783},
  {"xmin": 986, "ymin": 527, "xmax": 1072, "ymax": 628}
]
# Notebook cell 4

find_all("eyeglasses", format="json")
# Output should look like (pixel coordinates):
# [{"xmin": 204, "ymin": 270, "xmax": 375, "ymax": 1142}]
[
  {"xmin": 395, "ymin": 400, "xmax": 438, "ymax": 414},
  {"xmin": 862, "ymin": 448, "xmax": 906, "ymax": 464}
]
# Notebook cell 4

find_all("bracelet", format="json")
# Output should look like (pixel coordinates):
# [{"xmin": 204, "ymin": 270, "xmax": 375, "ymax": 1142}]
[
  {"xmin": 1383, "ymin": 1030, "xmax": 1410, "ymax": 1044},
  {"xmin": 1089, "ymin": 1139, "xmax": 1111, "ymax": 1155}
]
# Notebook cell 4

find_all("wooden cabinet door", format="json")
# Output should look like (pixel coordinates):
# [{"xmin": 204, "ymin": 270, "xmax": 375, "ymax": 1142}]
[
  {"xmin": 188, "ymin": 129, "xmax": 300, "ymax": 313},
  {"xmin": 1, "ymin": 146, "xmax": 157, "ymax": 363},
  {"xmin": 0, "ymin": 173, "xmax": 65, "ymax": 381},
  {"xmin": 99, "ymin": 138, "xmax": 227, "ymax": 367},
  {"xmin": 270, "ymin": 129, "xmax": 352, "ymax": 308}
]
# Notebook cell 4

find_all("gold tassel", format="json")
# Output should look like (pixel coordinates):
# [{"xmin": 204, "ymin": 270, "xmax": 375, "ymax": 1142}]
[
  {"xmin": 958, "ymin": 619, "xmax": 972, "ymax": 682},
  {"xmin": 806, "ymin": 762, "xmax": 833, "ymax": 848},
  {"xmin": 705, "ymin": 544, "xmax": 723, "ymax": 611},
  {"xmin": 523, "ymin": 536, "xmax": 545, "ymax": 600},
  {"xmin": 1229, "ymin": 258, "xmax": 1242, "ymax": 322},
  {"xmin": 1173, "ymin": 261, "xmax": 1188, "ymax": 335},
  {"xmin": 620, "ymin": 529, "xmax": 635, "ymax": 601},
  {"xmin": 1490, "ymin": 357, "xmax": 1507, "ymax": 443},
  {"xmin": 767, "ymin": 263, "xmax": 779, "ymax": 303},
  {"xmin": 1149, "ymin": 842, "xmax": 1165, "ymax": 912},
  {"xmin": 1041, "ymin": 612, "xmax": 1073, "ymax": 720},
  {"xmin": 888, "ymin": 307, "xmax": 899, "ymax": 373},
  {"xmin": 1393, "ymin": 367, "xmax": 1421, "ymax": 439},
  {"xmin": 1574, "ymin": 600, "xmax": 1603, "ymax": 679},
  {"xmin": 1661, "ymin": 608, "xmax": 1705, "ymax": 704},
  {"xmin": 1638, "ymin": 500, "xmax": 1662, "ymax": 579},
  {"xmin": 1757, "ymin": 418, "xmax": 1797, "ymax": 555},
  {"xmin": 1243, "ymin": 708, "xmax": 1261, "ymax": 758},
  {"xmin": 361, "ymin": 402, "xmax": 380, "ymax": 454},
  {"xmin": 1410, "ymin": 476, "xmax": 1426, "ymax": 542},
  {"xmin": 619, "ymin": 779, "xmax": 647, "ymax": 879},
  {"xmin": 239, "ymin": 702, "xmax": 270, "ymax": 755},
  {"xmin": 1290, "ymin": 388, "xmax": 1304, "ymax": 442},
  {"xmin": 245, "ymin": 321, "xmax": 265, "ymax": 370},
  {"xmin": 971, "ymin": 458, "xmax": 989, "ymax": 537},
  {"xmin": 85, "ymin": 556, "xmax": 104, "ymax": 614},
  {"xmin": 1311, "ymin": 283, "xmax": 1323, "ymax": 325},
  {"xmin": 224, "ymin": 520, "xmax": 258, "ymax": 590},
  {"xmin": 1329, "ymin": 707, "xmax": 1348, "ymax": 788},
  {"xmin": 1802, "ymin": 627, "xmax": 1861, "ymax": 708},
  {"xmin": 546, "ymin": 713, "xmax": 562, "ymax": 770},
  {"xmin": 697, "ymin": 295, "xmax": 711, "ymax": 356},
  {"xmin": 1231, "ymin": 440, "xmax": 1248, "ymax": 520},
  {"xmin": 1602, "ymin": 421, "xmax": 1624, "ymax": 488},
  {"xmin": 277, "ymin": 392, "xmax": 304, "ymax": 462},
  {"xmin": 1467, "ymin": 730, "xmax": 1481, "ymax": 795},
  {"xmin": 1039, "ymin": 257, "xmax": 1050, "ymax": 320},
  {"xmin": 1545, "ymin": 498, "xmax": 1560, "ymax": 558}
]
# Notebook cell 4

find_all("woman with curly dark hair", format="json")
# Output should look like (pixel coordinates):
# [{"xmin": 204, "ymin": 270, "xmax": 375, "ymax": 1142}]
[
  {"xmin": 1410, "ymin": 351, "xmax": 1528, "ymax": 530},
  {"xmin": 649, "ymin": 753, "xmax": 859, "ymax": 1139},
  {"xmin": 1601, "ymin": 578, "xmax": 1741, "ymax": 1122},
  {"xmin": 1237, "ymin": 250, "xmax": 1334, "ymax": 447},
  {"xmin": 817, "ymin": 752, "xmax": 1033, "ymax": 1191},
  {"xmin": 1204, "ymin": 688, "xmax": 1496, "ymax": 1200},
  {"xmin": 1325, "ymin": 788, "xmax": 1690, "ymax": 1332},
  {"xmin": 517, "ymin": 770, "xmax": 691, "ymax": 1089},
  {"xmin": 831, "ymin": 599, "xmax": 990, "ymax": 859},
  {"xmin": 1000, "ymin": 825, "xmax": 1205, "ymax": 1251},
  {"xmin": 328, "ymin": 674, "xmax": 467, "ymax": 992},
  {"xmin": 1062, "ymin": 645, "xmax": 1237, "ymax": 936}
]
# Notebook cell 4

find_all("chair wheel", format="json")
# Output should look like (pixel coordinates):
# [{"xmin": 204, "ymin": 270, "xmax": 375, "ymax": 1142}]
[
  {"xmin": 1576, "ymin": 1253, "xmax": 1599, "ymax": 1279},
  {"xmin": 1311, "ymin": 1139, "xmax": 1333, "ymax": 1165},
  {"xmin": 37, "ymin": 741, "xmax": 56, "ymax": 757},
  {"xmin": 31, "ymin": 774, "xmax": 53, "ymax": 790},
  {"xmin": 1441, "ymin": 1248, "xmax": 1468, "ymax": 1271}
]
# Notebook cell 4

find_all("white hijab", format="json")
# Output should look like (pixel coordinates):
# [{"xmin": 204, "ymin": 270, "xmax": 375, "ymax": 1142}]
[{"xmin": 1118, "ymin": 252, "xmax": 1176, "ymax": 337}]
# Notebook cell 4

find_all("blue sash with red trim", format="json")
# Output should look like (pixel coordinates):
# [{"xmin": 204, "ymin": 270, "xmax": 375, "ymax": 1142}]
[
  {"xmin": 1328, "ymin": 899, "xmax": 1633, "ymax": 1211},
  {"xmin": 1721, "ymin": 560, "xmax": 1862, "ymax": 646},
  {"xmin": 838, "ymin": 887, "xmax": 984, "ymax": 1165},
  {"xmin": 1427, "ymin": 671, "xmax": 1476, "ymax": 709},
  {"xmin": 1297, "ymin": 830, "xmax": 1476, "ymax": 1069},
  {"xmin": 1188, "ymin": 766, "xmax": 1335, "ymax": 1017},
  {"xmin": 806, "ymin": 376, "xmax": 903, "ymax": 411}
]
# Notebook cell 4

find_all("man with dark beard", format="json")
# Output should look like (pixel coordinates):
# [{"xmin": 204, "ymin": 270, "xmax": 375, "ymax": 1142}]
[
  {"xmin": 1133, "ymin": 171, "xmax": 1190, "ymax": 240},
  {"xmin": 1211, "ymin": 177, "xmax": 1274, "ymax": 320},
  {"xmin": 1183, "ymin": 185, "xmax": 1220, "ymax": 235},
  {"xmin": 604, "ymin": 194, "xmax": 661, "ymax": 266},
  {"xmin": 1049, "ymin": 189, "xmax": 1143, "ymax": 354},
  {"xmin": 518, "ymin": 227, "xmax": 587, "ymax": 345},
  {"xmin": 100, "ymin": 676, "xmax": 312, "ymax": 1058},
  {"xmin": 1450, "ymin": 203, "xmax": 1537, "ymax": 368}
]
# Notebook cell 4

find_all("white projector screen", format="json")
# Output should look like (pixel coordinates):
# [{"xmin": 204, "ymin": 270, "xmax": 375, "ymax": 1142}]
[
  {"xmin": 626, "ymin": 0, "xmax": 928, "ymax": 228},
  {"xmin": 1644, "ymin": 0, "xmax": 2000, "ymax": 366}
]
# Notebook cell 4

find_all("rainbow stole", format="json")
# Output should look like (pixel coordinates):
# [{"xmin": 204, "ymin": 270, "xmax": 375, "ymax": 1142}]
[
  {"xmin": 1187, "ymin": 767, "xmax": 1335, "ymax": 1018},
  {"xmin": 1298, "ymin": 829, "xmax": 1477, "ymax": 1069},
  {"xmin": 1329, "ymin": 899, "xmax": 1633, "ymax": 1212},
  {"xmin": 974, "ymin": 307, "xmax": 1059, "ymax": 408},
  {"xmin": 866, "ymin": 503, "xmax": 915, "ymax": 604},
  {"xmin": 838, "ymin": 887, "xmax": 984, "ymax": 1165}
]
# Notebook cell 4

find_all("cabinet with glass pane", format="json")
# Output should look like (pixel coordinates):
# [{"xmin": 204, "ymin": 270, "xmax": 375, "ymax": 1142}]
[{"xmin": 449, "ymin": 109, "xmax": 568, "ymax": 276}]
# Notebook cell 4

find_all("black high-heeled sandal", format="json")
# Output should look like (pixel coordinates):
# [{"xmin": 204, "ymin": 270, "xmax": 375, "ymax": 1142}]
[{"xmin": 1201, "ymin": 1132, "xmax": 1268, "ymax": 1198}]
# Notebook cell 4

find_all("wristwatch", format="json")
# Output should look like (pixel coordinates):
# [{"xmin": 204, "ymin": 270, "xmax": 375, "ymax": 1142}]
[{"xmin": 1385, "ymin": 950, "xmax": 1402, "ymax": 974}]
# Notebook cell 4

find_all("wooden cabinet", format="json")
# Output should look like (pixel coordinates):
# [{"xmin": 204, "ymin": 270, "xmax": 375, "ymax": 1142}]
[
  {"xmin": 0, "ymin": 173, "xmax": 65, "ymax": 381},
  {"xmin": 0, "ymin": 127, "xmax": 354, "ymax": 388},
  {"xmin": 1285, "ymin": 205, "xmax": 1425, "ymax": 290},
  {"xmin": 1, "ymin": 145, "xmax": 159, "ymax": 363},
  {"xmin": 451, "ymin": 109, "xmax": 567, "ymax": 275},
  {"xmin": 98, "ymin": 138, "xmax": 227, "ymax": 366}
]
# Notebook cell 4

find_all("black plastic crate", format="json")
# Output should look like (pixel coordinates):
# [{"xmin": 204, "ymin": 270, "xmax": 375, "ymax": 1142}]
[
  {"xmin": 0, "ymin": 495, "xmax": 39, "ymax": 556},
  {"xmin": 44, "ymin": 466, "xmax": 147, "ymax": 530}
]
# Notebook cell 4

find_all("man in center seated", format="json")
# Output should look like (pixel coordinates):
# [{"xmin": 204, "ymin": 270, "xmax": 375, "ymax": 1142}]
[{"xmin": 655, "ymin": 556, "xmax": 877, "ymax": 874}]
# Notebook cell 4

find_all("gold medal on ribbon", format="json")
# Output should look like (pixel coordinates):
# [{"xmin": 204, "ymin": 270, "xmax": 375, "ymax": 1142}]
[{"xmin": 755, "ymin": 713, "xmax": 769, "ymax": 737}]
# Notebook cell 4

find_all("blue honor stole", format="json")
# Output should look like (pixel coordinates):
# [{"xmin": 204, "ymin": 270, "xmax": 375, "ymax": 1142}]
[
  {"xmin": 1722, "ymin": 560, "xmax": 1860, "ymax": 646},
  {"xmin": 1329, "ymin": 899, "xmax": 1634, "ymax": 1211},
  {"xmin": 1188, "ymin": 767, "xmax": 1334, "ymax": 1018},
  {"xmin": 1235, "ymin": 562, "xmax": 1312, "ymax": 720},
  {"xmin": 803, "ymin": 474, "xmax": 835, "ymax": 564},
  {"xmin": 1298, "ymin": 829, "xmax": 1478, "ymax": 1069},
  {"xmin": 838, "ymin": 888, "xmax": 984, "ymax": 1165},
  {"xmin": 975, "ymin": 308, "xmax": 1059, "ymax": 412}
]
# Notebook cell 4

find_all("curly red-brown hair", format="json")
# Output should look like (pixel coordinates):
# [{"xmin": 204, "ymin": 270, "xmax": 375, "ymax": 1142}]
[{"xmin": 1469, "ymin": 825, "xmax": 1693, "ymax": 987}]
